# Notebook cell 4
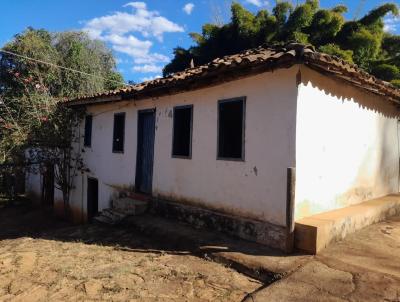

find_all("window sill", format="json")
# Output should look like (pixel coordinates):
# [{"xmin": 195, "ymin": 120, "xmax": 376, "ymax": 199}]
[
  {"xmin": 172, "ymin": 155, "xmax": 192, "ymax": 160},
  {"xmin": 217, "ymin": 157, "xmax": 245, "ymax": 162}
]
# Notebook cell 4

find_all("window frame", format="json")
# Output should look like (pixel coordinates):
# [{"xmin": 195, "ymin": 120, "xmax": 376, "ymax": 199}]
[
  {"xmin": 217, "ymin": 97, "xmax": 246, "ymax": 162},
  {"xmin": 112, "ymin": 112, "xmax": 126, "ymax": 153},
  {"xmin": 83, "ymin": 114, "xmax": 93, "ymax": 148},
  {"xmin": 171, "ymin": 104, "xmax": 193, "ymax": 159}
]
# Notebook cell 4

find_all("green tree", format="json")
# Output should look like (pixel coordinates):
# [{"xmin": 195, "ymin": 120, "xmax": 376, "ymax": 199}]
[
  {"xmin": 0, "ymin": 28, "xmax": 123, "ymax": 212},
  {"xmin": 163, "ymin": 1, "xmax": 400, "ymax": 85},
  {"xmin": 0, "ymin": 28, "xmax": 123, "ymax": 100}
]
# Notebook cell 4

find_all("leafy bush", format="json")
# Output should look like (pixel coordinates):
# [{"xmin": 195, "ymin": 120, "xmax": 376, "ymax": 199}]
[
  {"xmin": 372, "ymin": 64, "xmax": 399, "ymax": 81},
  {"xmin": 391, "ymin": 79, "xmax": 400, "ymax": 88},
  {"xmin": 319, "ymin": 44, "xmax": 354, "ymax": 63}
]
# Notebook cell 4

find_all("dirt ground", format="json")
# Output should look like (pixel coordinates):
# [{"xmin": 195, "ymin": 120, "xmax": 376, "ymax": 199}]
[
  {"xmin": 4, "ymin": 197, "xmax": 399, "ymax": 302},
  {"xmin": 0, "ymin": 201, "xmax": 261, "ymax": 301}
]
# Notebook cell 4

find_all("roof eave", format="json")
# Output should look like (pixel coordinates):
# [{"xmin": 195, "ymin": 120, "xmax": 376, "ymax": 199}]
[{"xmin": 67, "ymin": 94, "xmax": 122, "ymax": 107}]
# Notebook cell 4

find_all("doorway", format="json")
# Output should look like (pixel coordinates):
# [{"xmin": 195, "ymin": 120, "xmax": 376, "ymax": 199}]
[
  {"xmin": 135, "ymin": 109, "xmax": 156, "ymax": 194},
  {"xmin": 42, "ymin": 163, "xmax": 54, "ymax": 206},
  {"xmin": 87, "ymin": 177, "xmax": 98, "ymax": 222}
]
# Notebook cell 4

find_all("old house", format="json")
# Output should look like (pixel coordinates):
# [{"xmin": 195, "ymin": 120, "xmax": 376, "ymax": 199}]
[{"xmin": 26, "ymin": 44, "xmax": 400, "ymax": 253}]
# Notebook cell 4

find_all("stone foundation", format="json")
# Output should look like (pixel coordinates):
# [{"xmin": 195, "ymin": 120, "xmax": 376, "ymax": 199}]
[{"xmin": 151, "ymin": 198, "xmax": 288, "ymax": 251}]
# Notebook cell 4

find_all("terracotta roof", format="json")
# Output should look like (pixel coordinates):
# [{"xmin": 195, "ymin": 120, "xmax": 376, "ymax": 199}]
[{"xmin": 66, "ymin": 43, "xmax": 400, "ymax": 106}]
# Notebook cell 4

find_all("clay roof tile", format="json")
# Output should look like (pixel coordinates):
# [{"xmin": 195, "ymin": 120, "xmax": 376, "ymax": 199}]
[{"xmin": 66, "ymin": 44, "xmax": 400, "ymax": 106}]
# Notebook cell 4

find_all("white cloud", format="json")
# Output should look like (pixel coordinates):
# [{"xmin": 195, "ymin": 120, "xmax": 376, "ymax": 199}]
[
  {"xmin": 124, "ymin": 2, "xmax": 146, "ymax": 10},
  {"xmin": 102, "ymin": 34, "xmax": 169, "ymax": 66},
  {"xmin": 134, "ymin": 53, "xmax": 169, "ymax": 65},
  {"xmin": 106, "ymin": 34, "xmax": 151, "ymax": 57},
  {"xmin": 141, "ymin": 75, "xmax": 162, "ymax": 82},
  {"xmin": 84, "ymin": 2, "xmax": 184, "ymax": 41},
  {"xmin": 83, "ymin": 2, "xmax": 183, "ymax": 78},
  {"xmin": 244, "ymin": 0, "xmax": 269, "ymax": 7},
  {"xmin": 384, "ymin": 14, "xmax": 400, "ymax": 33},
  {"xmin": 183, "ymin": 3, "xmax": 195, "ymax": 15},
  {"xmin": 133, "ymin": 64, "xmax": 163, "ymax": 73}
]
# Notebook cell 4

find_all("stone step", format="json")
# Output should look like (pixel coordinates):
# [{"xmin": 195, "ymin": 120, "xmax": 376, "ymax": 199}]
[
  {"xmin": 93, "ymin": 214, "xmax": 115, "ymax": 225},
  {"xmin": 112, "ymin": 197, "xmax": 148, "ymax": 215},
  {"xmin": 94, "ymin": 197, "xmax": 149, "ymax": 225},
  {"xmin": 102, "ymin": 208, "xmax": 126, "ymax": 220},
  {"xmin": 126, "ymin": 192, "xmax": 151, "ymax": 202},
  {"xmin": 94, "ymin": 209, "xmax": 129, "ymax": 225}
]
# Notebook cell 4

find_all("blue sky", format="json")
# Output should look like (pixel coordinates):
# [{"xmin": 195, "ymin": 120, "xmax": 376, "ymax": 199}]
[{"xmin": 1, "ymin": 0, "xmax": 399, "ymax": 83}]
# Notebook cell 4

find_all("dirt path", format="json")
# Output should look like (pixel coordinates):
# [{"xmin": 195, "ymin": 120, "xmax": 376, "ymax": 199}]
[{"xmin": 0, "ymin": 204, "xmax": 261, "ymax": 301}]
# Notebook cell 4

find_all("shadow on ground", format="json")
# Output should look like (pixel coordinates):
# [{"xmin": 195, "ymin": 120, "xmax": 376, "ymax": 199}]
[
  {"xmin": 0, "ymin": 198, "xmax": 267, "ymax": 301},
  {"xmin": 0, "ymin": 199, "xmax": 269, "ymax": 255},
  {"xmin": 0, "ymin": 198, "xmax": 310, "ymax": 287}
]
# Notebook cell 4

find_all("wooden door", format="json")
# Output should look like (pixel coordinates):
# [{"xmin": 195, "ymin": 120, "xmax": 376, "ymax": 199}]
[{"xmin": 135, "ymin": 110, "xmax": 156, "ymax": 194}]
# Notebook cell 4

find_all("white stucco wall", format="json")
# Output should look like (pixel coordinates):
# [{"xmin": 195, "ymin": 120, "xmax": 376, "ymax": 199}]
[
  {"xmin": 25, "ymin": 169, "xmax": 42, "ymax": 202},
  {"xmin": 25, "ymin": 149, "xmax": 43, "ymax": 203},
  {"xmin": 67, "ymin": 67, "xmax": 298, "ymax": 226},
  {"xmin": 295, "ymin": 66, "xmax": 400, "ymax": 220},
  {"xmin": 153, "ymin": 68, "xmax": 298, "ymax": 226}
]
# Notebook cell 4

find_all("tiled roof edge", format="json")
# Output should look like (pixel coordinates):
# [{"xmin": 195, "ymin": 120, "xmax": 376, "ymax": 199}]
[{"xmin": 64, "ymin": 43, "xmax": 400, "ymax": 107}]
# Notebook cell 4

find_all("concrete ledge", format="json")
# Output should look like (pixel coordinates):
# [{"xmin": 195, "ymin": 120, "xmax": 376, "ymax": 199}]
[{"xmin": 294, "ymin": 194, "xmax": 400, "ymax": 254}]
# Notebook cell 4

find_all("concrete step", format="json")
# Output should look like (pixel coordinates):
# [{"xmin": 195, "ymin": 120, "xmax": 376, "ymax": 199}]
[
  {"xmin": 295, "ymin": 194, "xmax": 400, "ymax": 254},
  {"xmin": 126, "ymin": 192, "xmax": 151, "ymax": 202},
  {"xmin": 94, "ymin": 197, "xmax": 149, "ymax": 225},
  {"xmin": 112, "ymin": 197, "xmax": 148, "ymax": 215},
  {"xmin": 94, "ymin": 214, "xmax": 116, "ymax": 225},
  {"xmin": 94, "ymin": 208, "xmax": 128, "ymax": 225},
  {"xmin": 102, "ymin": 208, "xmax": 126, "ymax": 219}
]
